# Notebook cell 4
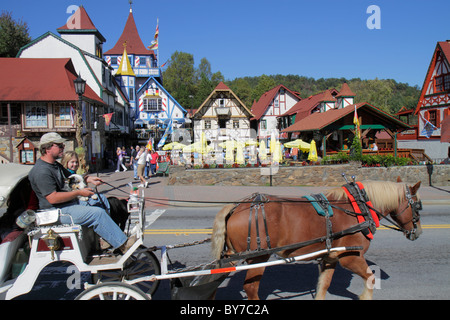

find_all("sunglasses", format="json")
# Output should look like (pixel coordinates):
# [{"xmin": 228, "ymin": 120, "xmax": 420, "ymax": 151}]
[{"xmin": 52, "ymin": 143, "xmax": 65, "ymax": 149}]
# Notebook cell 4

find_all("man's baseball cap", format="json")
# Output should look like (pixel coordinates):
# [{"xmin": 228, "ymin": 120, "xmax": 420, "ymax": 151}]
[{"xmin": 40, "ymin": 132, "xmax": 66, "ymax": 145}]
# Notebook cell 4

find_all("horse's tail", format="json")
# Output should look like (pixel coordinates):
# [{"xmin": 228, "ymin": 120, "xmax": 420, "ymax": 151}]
[{"xmin": 211, "ymin": 204, "xmax": 235, "ymax": 260}]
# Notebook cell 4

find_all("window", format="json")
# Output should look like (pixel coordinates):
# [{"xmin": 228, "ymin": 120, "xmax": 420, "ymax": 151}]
[
  {"xmin": 25, "ymin": 102, "xmax": 47, "ymax": 127},
  {"xmin": 143, "ymin": 98, "xmax": 162, "ymax": 111},
  {"xmin": 111, "ymin": 57, "xmax": 118, "ymax": 65},
  {"xmin": 435, "ymin": 73, "xmax": 450, "ymax": 92},
  {"xmin": 140, "ymin": 57, "xmax": 147, "ymax": 66},
  {"xmin": 0, "ymin": 103, "xmax": 21, "ymax": 125},
  {"xmin": 428, "ymin": 110, "xmax": 437, "ymax": 127},
  {"xmin": 129, "ymin": 88, "xmax": 135, "ymax": 101},
  {"xmin": 204, "ymin": 120, "xmax": 211, "ymax": 129},
  {"xmin": 233, "ymin": 120, "xmax": 240, "ymax": 129},
  {"xmin": 219, "ymin": 99, "xmax": 225, "ymax": 107},
  {"xmin": 54, "ymin": 104, "xmax": 72, "ymax": 127},
  {"xmin": 260, "ymin": 120, "xmax": 267, "ymax": 130}
]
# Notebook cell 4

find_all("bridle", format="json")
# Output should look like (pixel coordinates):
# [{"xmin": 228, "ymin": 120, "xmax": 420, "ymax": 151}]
[{"xmin": 373, "ymin": 185, "xmax": 422, "ymax": 240}]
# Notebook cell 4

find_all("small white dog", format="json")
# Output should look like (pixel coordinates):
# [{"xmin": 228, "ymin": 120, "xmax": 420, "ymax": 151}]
[{"xmin": 68, "ymin": 174, "xmax": 98, "ymax": 201}]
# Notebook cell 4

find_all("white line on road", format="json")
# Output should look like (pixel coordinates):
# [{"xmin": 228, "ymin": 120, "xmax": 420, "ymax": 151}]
[{"xmin": 145, "ymin": 209, "xmax": 166, "ymax": 228}]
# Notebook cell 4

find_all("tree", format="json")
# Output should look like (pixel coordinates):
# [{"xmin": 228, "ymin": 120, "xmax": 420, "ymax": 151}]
[
  {"xmin": 0, "ymin": 11, "xmax": 31, "ymax": 57},
  {"xmin": 251, "ymin": 74, "xmax": 276, "ymax": 103},
  {"xmin": 162, "ymin": 51, "xmax": 196, "ymax": 107}
]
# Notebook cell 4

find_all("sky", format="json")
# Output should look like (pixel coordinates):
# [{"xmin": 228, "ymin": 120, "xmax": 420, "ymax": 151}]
[{"xmin": 3, "ymin": 0, "xmax": 450, "ymax": 87}]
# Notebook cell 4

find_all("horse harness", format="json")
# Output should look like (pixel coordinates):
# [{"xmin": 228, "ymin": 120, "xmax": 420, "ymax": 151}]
[{"xmin": 220, "ymin": 181, "xmax": 422, "ymax": 265}]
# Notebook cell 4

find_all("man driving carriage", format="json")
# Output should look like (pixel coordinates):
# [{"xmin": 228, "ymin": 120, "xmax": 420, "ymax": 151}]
[{"xmin": 28, "ymin": 132, "xmax": 135, "ymax": 254}]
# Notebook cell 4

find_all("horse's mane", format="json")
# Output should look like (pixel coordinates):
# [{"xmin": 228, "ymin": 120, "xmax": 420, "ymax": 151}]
[{"xmin": 325, "ymin": 180, "xmax": 411, "ymax": 212}]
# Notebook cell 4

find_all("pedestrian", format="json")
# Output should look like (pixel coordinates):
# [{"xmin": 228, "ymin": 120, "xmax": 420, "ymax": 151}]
[
  {"xmin": 150, "ymin": 150, "xmax": 159, "ymax": 176},
  {"xmin": 28, "ymin": 132, "xmax": 135, "ymax": 253},
  {"xmin": 115, "ymin": 147, "xmax": 127, "ymax": 172},
  {"xmin": 131, "ymin": 145, "xmax": 140, "ymax": 179},
  {"xmin": 136, "ymin": 146, "xmax": 149, "ymax": 188}
]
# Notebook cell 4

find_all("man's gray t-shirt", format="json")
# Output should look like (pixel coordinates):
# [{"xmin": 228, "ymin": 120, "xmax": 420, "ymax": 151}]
[{"xmin": 28, "ymin": 158, "xmax": 72, "ymax": 209}]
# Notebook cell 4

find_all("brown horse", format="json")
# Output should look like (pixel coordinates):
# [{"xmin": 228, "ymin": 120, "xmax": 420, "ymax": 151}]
[{"xmin": 211, "ymin": 179, "xmax": 422, "ymax": 300}]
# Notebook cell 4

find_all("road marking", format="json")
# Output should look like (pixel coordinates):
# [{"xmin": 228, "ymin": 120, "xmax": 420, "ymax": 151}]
[
  {"xmin": 144, "ymin": 224, "xmax": 450, "ymax": 235},
  {"xmin": 145, "ymin": 209, "xmax": 166, "ymax": 228},
  {"xmin": 378, "ymin": 224, "xmax": 450, "ymax": 230},
  {"xmin": 145, "ymin": 228, "xmax": 212, "ymax": 235}
]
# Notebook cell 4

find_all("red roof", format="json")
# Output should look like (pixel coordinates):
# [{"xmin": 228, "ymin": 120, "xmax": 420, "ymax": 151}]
[
  {"xmin": 335, "ymin": 82, "xmax": 355, "ymax": 97},
  {"xmin": 251, "ymin": 84, "xmax": 301, "ymax": 120},
  {"xmin": 57, "ymin": 6, "xmax": 106, "ymax": 42},
  {"xmin": 105, "ymin": 10, "xmax": 154, "ymax": 56},
  {"xmin": 415, "ymin": 41, "xmax": 450, "ymax": 114},
  {"xmin": 215, "ymin": 81, "xmax": 231, "ymax": 90},
  {"xmin": 280, "ymin": 88, "xmax": 339, "ymax": 119},
  {"xmin": 283, "ymin": 102, "xmax": 410, "ymax": 133},
  {"xmin": 0, "ymin": 58, "xmax": 104, "ymax": 104}
]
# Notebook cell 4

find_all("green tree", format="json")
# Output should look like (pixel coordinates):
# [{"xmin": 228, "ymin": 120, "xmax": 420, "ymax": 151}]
[
  {"xmin": 0, "ymin": 11, "xmax": 31, "ymax": 57},
  {"xmin": 162, "ymin": 51, "xmax": 196, "ymax": 107},
  {"xmin": 251, "ymin": 74, "xmax": 277, "ymax": 103}
]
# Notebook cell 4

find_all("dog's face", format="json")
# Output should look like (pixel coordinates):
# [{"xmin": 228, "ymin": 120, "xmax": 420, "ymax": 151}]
[{"xmin": 68, "ymin": 174, "xmax": 87, "ymax": 191}]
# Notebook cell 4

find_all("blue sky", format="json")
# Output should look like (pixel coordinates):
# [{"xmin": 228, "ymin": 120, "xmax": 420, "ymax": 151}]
[{"xmin": 3, "ymin": 0, "xmax": 450, "ymax": 87}]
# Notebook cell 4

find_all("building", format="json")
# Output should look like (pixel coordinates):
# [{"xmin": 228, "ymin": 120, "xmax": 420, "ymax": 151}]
[
  {"xmin": 250, "ymin": 84, "xmax": 301, "ymax": 139},
  {"xmin": 0, "ymin": 58, "xmax": 104, "ymax": 164},
  {"xmin": 17, "ymin": 5, "xmax": 131, "ymax": 162},
  {"xmin": 192, "ymin": 82, "xmax": 254, "ymax": 148},
  {"xmin": 397, "ymin": 40, "xmax": 450, "ymax": 159},
  {"xmin": 104, "ymin": 5, "xmax": 160, "ymax": 122},
  {"xmin": 136, "ymin": 76, "xmax": 187, "ymax": 148}
]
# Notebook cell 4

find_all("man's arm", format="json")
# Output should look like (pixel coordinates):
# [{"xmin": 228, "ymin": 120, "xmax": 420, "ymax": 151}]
[{"xmin": 45, "ymin": 188, "xmax": 94, "ymax": 205}]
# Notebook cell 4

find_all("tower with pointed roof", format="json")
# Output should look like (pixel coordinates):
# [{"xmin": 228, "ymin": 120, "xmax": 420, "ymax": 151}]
[
  {"xmin": 57, "ymin": 5, "xmax": 106, "ymax": 59},
  {"xmin": 104, "ymin": 4, "xmax": 160, "ymax": 88},
  {"xmin": 336, "ymin": 83, "xmax": 355, "ymax": 109},
  {"xmin": 116, "ymin": 43, "xmax": 137, "ymax": 115}
]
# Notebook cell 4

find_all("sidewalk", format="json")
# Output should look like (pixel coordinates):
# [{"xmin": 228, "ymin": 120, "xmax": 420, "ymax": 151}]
[{"xmin": 94, "ymin": 169, "xmax": 450, "ymax": 208}]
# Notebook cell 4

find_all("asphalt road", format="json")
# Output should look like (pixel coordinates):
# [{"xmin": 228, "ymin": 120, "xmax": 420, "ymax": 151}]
[
  {"xmin": 14, "ymin": 204, "xmax": 449, "ymax": 300},
  {"xmin": 145, "ymin": 204, "xmax": 450, "ymax": 300}
]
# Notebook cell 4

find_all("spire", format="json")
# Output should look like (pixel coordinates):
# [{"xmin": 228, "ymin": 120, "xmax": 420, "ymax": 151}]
[
  {"xmin": 336, "ymin": 82, "xmax": 355, "ymax": 97},
  {"xmin": 57, "ymin": 5, "xmax": 106, "ymax": 42},
  {"xmin": 105, "ymin": 8, "xmax": 151, "ymax": 55},
  {"xmin": 115, "ymin": 43, "xmax": 136, "ymax": 76}
]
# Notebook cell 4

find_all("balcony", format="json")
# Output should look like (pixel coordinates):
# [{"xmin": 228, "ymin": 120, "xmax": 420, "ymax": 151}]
[{"xmin": 215, "ymin": 107, "xmax": 230, "ymax": 117}]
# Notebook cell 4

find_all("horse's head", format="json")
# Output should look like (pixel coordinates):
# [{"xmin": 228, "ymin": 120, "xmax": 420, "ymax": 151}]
[{"xmin": 391, "ymin": 178, "xmax": 422, "ymax": 241}]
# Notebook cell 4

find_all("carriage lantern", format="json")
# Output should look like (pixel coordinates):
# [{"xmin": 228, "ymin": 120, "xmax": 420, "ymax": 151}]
[{"xmin": 43, "ymin": 229, "xmax": 60, "ymax": 261}]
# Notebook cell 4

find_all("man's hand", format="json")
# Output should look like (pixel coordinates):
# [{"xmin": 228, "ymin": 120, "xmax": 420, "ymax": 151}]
[{"xmin": 85, "ymin": 176, "xmax": 103, "ymax": 186}]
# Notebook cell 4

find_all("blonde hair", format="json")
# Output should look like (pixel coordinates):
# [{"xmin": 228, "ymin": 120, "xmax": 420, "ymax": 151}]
[
  {"xmin": 61, "ymin": 151, "xmax": 78, "ymax": 169},
  {"xmin": 325, "ymin": 180, "xmax": 408, "ymax": 213}
]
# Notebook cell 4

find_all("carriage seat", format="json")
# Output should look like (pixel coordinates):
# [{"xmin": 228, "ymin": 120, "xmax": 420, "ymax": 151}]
[{"xmin": 0, "ymin": 231, "xmax": 26, "ymax": 284}]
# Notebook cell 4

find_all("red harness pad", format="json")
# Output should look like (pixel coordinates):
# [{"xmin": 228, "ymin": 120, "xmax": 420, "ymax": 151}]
[{"xmin": 342, "ymin": 182, "xmax": 379, "ymax": 240}]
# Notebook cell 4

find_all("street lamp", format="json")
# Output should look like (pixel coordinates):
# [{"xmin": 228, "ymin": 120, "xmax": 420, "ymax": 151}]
[{"xmin": 73, "ymin": 73, "xmax": 87, "ymax": 173}]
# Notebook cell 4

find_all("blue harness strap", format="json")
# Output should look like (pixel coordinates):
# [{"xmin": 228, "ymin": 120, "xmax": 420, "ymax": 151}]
[{"xmin": 303, "ymin": 193, "xmax": 333, "ymax": 217}]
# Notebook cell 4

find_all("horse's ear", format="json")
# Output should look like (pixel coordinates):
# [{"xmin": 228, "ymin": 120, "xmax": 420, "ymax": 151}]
[
  {"xmin": 410, "ymin": 181, "xmax": 421, "ymax": 194},
  {"xmin": 397, "ymin": 176, "xmax": 402, "ymax": 182}
]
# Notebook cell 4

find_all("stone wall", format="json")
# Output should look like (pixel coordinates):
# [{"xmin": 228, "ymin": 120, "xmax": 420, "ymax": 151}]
[{"xmin": 168, "ymin": 163, "xmax": 450, "ymax": 187}]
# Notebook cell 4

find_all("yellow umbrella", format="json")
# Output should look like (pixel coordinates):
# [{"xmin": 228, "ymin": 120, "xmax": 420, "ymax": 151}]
[
  {"xmin": 225, "ymin": 140, "xmax": 235, "ymax": 163},
  {"xmin": 270, "ymin": 131, "xmax": 278, "ymax": 154},
  {"xmin": 284, "ymin": 139, "xmax": 310, "ymax": 152},
  {"xmin": 259, "ymin": 140, "xmax": 267, "ymax": 161},
  {"xmin": 272, "ymin": 141, "xmax": 282, "ymax": 163},
  {"xmin": 308, "ymin": 140, "xmax": 318, "ymax": 162},
  {"xmin": 245, "ymin": 139, "xmax": 259, "ymax": 146},
  {"xmin": 162, "ymin": 142, "xmax": 184, "ymax": 151},
  {"xmin": 236, "ymin": 143, "xmax": 245, "ymax": 164}
]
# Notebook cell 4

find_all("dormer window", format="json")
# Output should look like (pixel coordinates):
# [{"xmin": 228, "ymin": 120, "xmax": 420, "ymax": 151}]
[
  {"xmin": 143, "ymin": 98, "xmax": 162, "ymax": 111},
  {"xmin": 435, "ymin": 73, "xmax": 450, "ymax": 92}
]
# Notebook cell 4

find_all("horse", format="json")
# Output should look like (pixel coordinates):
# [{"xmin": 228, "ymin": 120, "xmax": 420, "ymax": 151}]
[{"xmin": 211, "ymin": 178, "xmax": 422, "ymax": 300}]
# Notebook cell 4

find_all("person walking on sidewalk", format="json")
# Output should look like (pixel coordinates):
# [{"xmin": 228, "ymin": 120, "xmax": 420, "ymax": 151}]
[
  {"xmin": 136, "ymin": 146, "xmax": 149, "ymax": 188},
  {"xmin": 115, "ymin": 147, "xmax": 127, "ymax": 172},
  {"xmin": 131, "ymin": 145, "xmax": 140, "ymax": 179},
  {"xmin": 149, "ymin": 149, "xmax": 159, "ymax": 176}
]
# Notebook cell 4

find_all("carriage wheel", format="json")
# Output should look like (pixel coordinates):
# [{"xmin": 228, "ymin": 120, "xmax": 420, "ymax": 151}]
[
  {"xmin": 75, "ymin": 282, "xmax": 150, "ymax": 300},
  {"xmin": 93, "ymin": 247, "xmax": 161, "ymax": 295}
]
